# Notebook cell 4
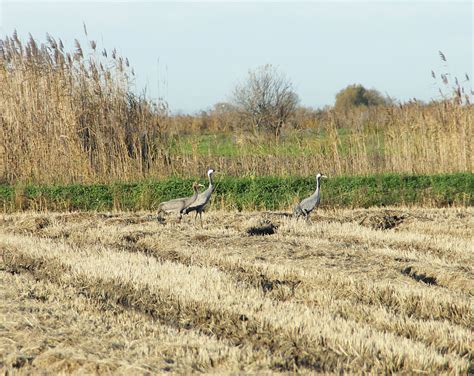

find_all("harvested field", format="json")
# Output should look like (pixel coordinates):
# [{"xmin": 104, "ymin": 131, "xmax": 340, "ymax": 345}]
[{"xmin": 0, "ymin": 208, "xmax": 473, "ymax": 374}]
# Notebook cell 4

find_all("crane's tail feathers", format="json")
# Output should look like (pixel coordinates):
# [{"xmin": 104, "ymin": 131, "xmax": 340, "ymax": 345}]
[{"xmin": 292, "ymin": 205, "xmax": 304, "ymax": 218}]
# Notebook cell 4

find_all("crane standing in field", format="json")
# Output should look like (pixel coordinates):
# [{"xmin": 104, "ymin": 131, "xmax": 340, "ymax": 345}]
[
  {"xmin": 157, "ymin": 181, "xmax": 204, "ymax": 223},
  {"xmin": 293, "ymin": 173, "xmax": 328, "ymax": 220},
  {"xmin": 182, "ymin": 168, "xmax": 215, "ymax": 227}
]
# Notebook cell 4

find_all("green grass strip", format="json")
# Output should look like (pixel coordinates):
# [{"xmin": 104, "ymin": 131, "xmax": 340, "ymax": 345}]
[{"xmin": 1, "ymin": 173, "xmax": 472, "ymax": 212}]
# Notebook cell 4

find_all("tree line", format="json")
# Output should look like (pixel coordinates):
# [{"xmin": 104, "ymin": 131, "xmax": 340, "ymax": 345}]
[{"xmin": 228, "ymin": 64, "xmax": 392, "ymax": 138}]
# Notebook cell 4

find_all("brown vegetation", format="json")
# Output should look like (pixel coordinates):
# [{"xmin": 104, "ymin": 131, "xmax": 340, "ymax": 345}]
[
  {"xmin": 231, "ymin": 64, "xmax": 299, "ymax": 138},
  {"xmin": 0, "ymin": 33, "xmax": 472, "ymax": 184},
  {"xmin": 0, "ymin": 32, "xmax": 165, "ymax": 184},
  {"xmin": 334, "ymin": 83, "xmax": 390, "ymax": 110},
  {"xmin": 1, "ymin": 208, "xmax": 472, "ymax": 373}
]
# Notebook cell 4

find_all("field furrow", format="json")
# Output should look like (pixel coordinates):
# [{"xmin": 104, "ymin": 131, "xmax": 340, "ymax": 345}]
[
  {"xmin": 0, "ymin": 269, "xmax": 272, "ymax": 374},
  {"xmin": 1, "ymin": 208, "xmax": 472, "ymax": 374},
  {"xmin": 12, "ymin": 211, "xmax": 469, "ymax": 324},
  {"xmin": 1, "ymin": 234, "xmax": 470, "ymax": 373}
]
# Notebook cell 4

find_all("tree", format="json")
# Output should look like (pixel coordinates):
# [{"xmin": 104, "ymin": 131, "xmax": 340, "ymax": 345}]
[
  {"xmin": 334, "ymin": 84, "xmax": 388, "ymax": 111},
  {"xmin": 232, "ymin": 64, "xmax": 299, "ymax": 138},
  {"xmin": 209, "ymin": 102, "xmax": 239, "ymax": 132}
]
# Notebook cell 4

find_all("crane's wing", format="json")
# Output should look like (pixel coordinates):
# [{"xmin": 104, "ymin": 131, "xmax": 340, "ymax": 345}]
[
  {"xmin": 293, "ymin": 204, "xmax": 304, "ymax": 217},
  {"xmin": 299, "ymin": 195, "xmax": 319, "ymax": 213},
  {"xmin": 184, "ymin": 188, "xmax": 213, "ymax": 213},
  {"xmin": 157, "ymin": 197, "xmax": 185, "ymax": 213}
]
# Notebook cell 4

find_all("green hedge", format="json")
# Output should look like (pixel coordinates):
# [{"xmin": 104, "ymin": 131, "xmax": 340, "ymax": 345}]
[{"xmin": 0, "ymin": 173, "xmax": 472, "ymax": 212}]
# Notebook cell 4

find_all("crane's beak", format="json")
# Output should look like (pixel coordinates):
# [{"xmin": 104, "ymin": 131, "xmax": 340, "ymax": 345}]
[
  {"xmin": 322, "ymin": 174, "xmax": 328, "ymax": 179},
  {"xmin": 198, "ymin": 184, "xmax": 205, "ymax": 188}
]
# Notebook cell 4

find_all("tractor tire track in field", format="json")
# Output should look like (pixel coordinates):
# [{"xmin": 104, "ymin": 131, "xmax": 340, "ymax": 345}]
[
  {"xmin": 0, "ymin": 209, "xmax": 472, "ymax": 374},
  {"xmin": 3, "ymin": 225, "xmax": 471, "ymax": 357},
  {"xmin": 1, "ymin": 212, "xmax": 472, "ymax": 356},
  {"xmin": 7, "ymin": 221, "xmax": 471, "ymax": 329},
  {"xmin": 21, "ymin": 217, "xmax": 472, "ymax": 328},
  {"xmin": 1, "ymin": 248, "xmax": 335, "ymax": 373},
  {"xmin": 0, "ymin": 270, "xmax": 274, "ymax": 374},
  {"xmin": 2, "ymin": 244, "xmax": 440, "ymax": 374}
]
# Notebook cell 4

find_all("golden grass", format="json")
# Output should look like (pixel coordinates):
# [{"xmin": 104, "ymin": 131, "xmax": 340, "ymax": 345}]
[
  {"xmin": 0, "ymin": 270, "xmax": 268, "ymax": 374},
  {"xmin": 0, "ymin": 32, "xmax": 472, "ymax": 183},
  {"xmin": 0, "ymin": 32, "xmax": 164, "ymax": 184},
  {"xmin": 0, "ymin": 207, "xmax": 472, "ymax": 373}
]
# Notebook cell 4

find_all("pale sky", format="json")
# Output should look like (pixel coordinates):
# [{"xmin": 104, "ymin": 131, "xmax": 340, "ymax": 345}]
[{"xmin": 1, "ymin": 1, "xmax": 472, "ymax": 113}]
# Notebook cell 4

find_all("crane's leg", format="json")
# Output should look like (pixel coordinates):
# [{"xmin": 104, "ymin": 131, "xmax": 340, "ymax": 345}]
[
  {"xmin": 194, "ymin": 211, "xmax": 198, "ymax": 223},
  {"xmin": 199, "ymin": 211, "xmax": 203, "ymax": 228}
]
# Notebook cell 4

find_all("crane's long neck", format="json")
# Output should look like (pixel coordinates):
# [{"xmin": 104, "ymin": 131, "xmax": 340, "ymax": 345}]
[
  {"xmin": 192, "ymin": 185, "xmax": 199, "ymax": 199},
  {"xmin": 208, "ymin": 173, "xmax": 214, "ymax": 189},
  {"xmin": 315, "ymin": 176, "xmax": 321, "ymax": 193}
]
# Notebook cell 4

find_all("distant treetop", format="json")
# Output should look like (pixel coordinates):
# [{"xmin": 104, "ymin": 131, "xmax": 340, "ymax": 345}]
[{"xmin": 335, "ymin": 84, "xmax": 390, "ymax": 110}]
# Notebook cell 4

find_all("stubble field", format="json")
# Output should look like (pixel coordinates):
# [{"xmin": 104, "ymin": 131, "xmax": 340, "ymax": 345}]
[{"xmin": 0, "ymin": 207, "xmax": 472, "ymax": 374}]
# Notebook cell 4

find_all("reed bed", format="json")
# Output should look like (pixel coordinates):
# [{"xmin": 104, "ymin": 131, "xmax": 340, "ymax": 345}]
[
  {"xmin": 0, "ymin": 32, "xmax": 472, "ymax": 184},
  {"xmin": 0, "ymin": 31, "xmax": 165, "ymax": 184}
]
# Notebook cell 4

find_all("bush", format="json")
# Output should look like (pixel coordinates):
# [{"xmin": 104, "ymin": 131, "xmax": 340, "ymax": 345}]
[{"xmin": 335, "ymin": 84, "xmax": 389, "ymax": 111}]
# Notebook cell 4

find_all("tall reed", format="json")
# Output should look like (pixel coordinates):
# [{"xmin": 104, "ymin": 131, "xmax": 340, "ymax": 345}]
[
  {"xmin": 0, "ymin": 32, "xmax": 472, "ymax": 184},
  {"xmin": 0, "ymin": 31, "xmax": 167, "ymax": 184}
]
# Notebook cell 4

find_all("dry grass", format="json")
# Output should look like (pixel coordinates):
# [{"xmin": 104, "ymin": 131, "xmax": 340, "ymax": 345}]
[
  {"xmin": 1, "ymin": 207, "xmax": 472, "ymax": 374},
  {"xmin": 0, "ymin": 32, "xmax": 165, "ymax": 184},
  {"xmin": 0, "ymin": 32, "xmax": 472, "ymax": 184}
]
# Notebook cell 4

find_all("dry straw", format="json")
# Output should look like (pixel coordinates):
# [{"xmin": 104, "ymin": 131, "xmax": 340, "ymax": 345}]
[
  {"xmin": 0, "ymin": 208, "xmax": 472, "ymax": 373},
  {"xmin": 0, "ymin": 34, "xmax": 472, "ymax": 184}
]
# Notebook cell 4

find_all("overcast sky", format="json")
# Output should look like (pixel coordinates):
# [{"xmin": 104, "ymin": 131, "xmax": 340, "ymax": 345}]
[{"xmin": 1, "ymin": 1, "xmax": 472, "ymax": 113}]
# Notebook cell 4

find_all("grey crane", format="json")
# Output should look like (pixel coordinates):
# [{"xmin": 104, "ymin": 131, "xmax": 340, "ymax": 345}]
[
  {"xmin": 182, "ymin": 168, "xmax": 215, "ymax": 227},
  {"xmin": 293, "ymin": 173, "xmax": 327, "ymax": 219},
  {"xmin": 157, "ymin": 181, "xmax": 204, "ymax": 223}
]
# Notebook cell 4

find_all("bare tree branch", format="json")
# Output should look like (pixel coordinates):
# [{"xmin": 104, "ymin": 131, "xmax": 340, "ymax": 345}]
[{"xmin": 232, "ymin": 64, "xmax": 299, "ymax": 138}]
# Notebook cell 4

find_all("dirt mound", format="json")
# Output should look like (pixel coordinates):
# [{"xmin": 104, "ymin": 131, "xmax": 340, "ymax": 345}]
[
  {"xmin": 358, "ymin": 211, "xmax": 406, "ymax": 230},
  {"xmin": 121, "ymin": 231, "xmax": 152, "ymax": 244},
  {"xmin": 401, "ymin": 266, "xmax": 438, "ymax": 285},
  {"xmin": 246, "ymin": 219, "xmax": 277, "ymax": 236},
  {"xmin": 16, "ymin": 216, "xmax": 51, "ymax": 233}
]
